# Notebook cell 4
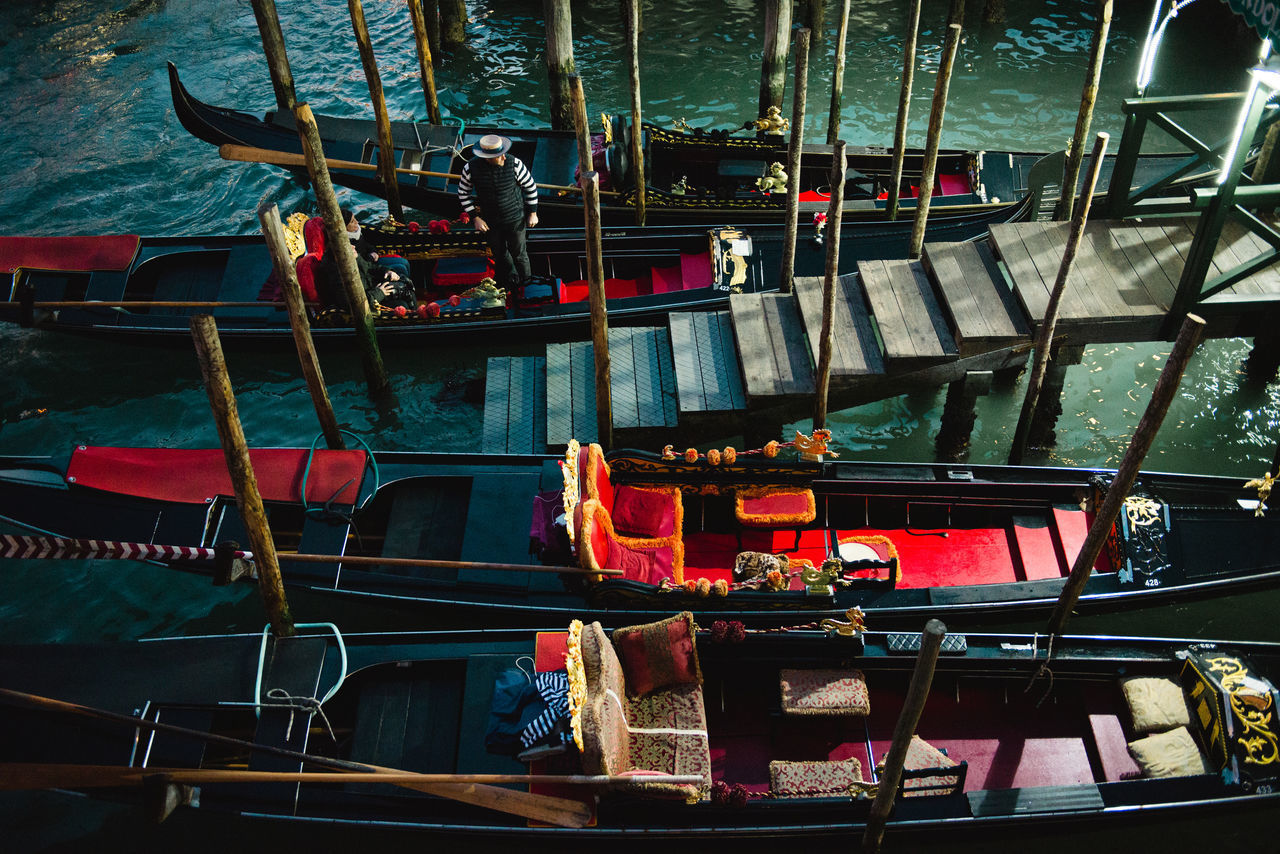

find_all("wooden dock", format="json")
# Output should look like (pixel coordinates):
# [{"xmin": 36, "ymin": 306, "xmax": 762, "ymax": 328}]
[{"xmin": 483, "ymin": 216, "xmax": 1280, "ymax": 453}]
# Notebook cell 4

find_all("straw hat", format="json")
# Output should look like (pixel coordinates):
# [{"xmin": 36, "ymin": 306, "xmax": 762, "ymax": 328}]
[{"xmin": 473, "ymin": 134, "xmax": 512, "ymax": 159}]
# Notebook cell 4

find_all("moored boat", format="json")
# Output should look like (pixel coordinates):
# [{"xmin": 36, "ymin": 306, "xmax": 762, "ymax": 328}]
[
  {"xmin": 1, "ymin": 438, "xmax": 1278, "ymax": 632},
  {"xmin": 2, "ymin": 617, "xmax": 1277, "ymax": 842}
]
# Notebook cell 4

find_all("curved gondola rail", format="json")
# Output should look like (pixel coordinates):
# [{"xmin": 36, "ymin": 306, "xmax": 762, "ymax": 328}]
[{"xmin": 219, "ymin": 143, "xmax": 623, "ymax": 198}]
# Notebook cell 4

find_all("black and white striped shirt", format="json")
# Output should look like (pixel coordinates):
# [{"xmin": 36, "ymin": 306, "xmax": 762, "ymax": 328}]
[{"xmin": 458, "ymin": 155, "xmax": 538, "ymax": 222}]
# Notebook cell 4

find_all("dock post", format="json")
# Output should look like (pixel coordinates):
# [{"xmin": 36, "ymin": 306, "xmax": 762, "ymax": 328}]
[
  {"xmin": 190, "ymin": 314, "xmax": 295, "ymax": 638},
  {"xmin": 1054, "ymin": 0, "xmax": 1112, "ymax": 222},
  {"xmin": 803, "ymin": 0, "xmax": 824, "ymax": 43},
  {"xmin": 569, "ymin": 74, "xmax": 593, "ymax": 175},
  {"xmin": 1047, "ymin": 314, "xmax": 1206, "ymax": 636},
  {"xmin": 758, "ymin": 0, "xmax": 793, "ymax": 116},
  {"xmin": 886, "ymin": 0, "xmax": 923, "ymax": 222},
  {"xmin": 1009, "ymin": 133, "xmax": 1109, "ymax": 465},
  {"xmin": 347, "ymin": 0, "xmax": 404, "ymax": 223},
  {"xmin": 982, "ymin": 0, "xmax": 1006, "ymax": 23},
  {"xmin": 582, "ymin": 171, "xmax": 614, "ymax": 450},
  {"xmin": 779, "ymin": 27, "xmax": 811, "ymax": 295},
  {"xmin": 440, "ymin": 0, "xmax": 465, "ymax": 50},
  {"xmin": 826, "ymin": 0, "xmax": 850, "ymax": 145},
  {"xmin": 862, "ymin": 620, "xmax": 947, "ymax": 854},
  {"xmin": 1244, "ymin": 321, "xmax": 1280, "ymax": 384},
  {"xmin": 248, "ymin": 0, "xmax": 297, "ymax": 114},
  {"xmin": 543, "ymin": 0, "xmax": 575, "ymax": 131},
  {"xmin": 907, "ymin": 23, "xmax": 962, "ymax": 260},
  {"xmin": 814, "ymin": 140, "xmax": 847, "ymax": 430},
  {"xmin": 423, "ymin": 0, "xmax": 441, "ymax": 58},
  {"xmin": 1024, "ymin": 344, "xmax": 1085, "ymax": 451},
  {"xmin": 935, "ymin": 371, "xmax": 992, "ymax": 461},
  {"xmin": 294, "ymin": 103, "xmax": 390, "ymax": 397},
  {"xmin": 623, "ymin": 0, "xmax": 646, "ymax": 226},
  {"xmin": 257, "ymin": 202, "xmax": 346, "ymax": 451},
  {"xmin": 408, "ymin": 0, "xmax": 442, "ymax": 124}
]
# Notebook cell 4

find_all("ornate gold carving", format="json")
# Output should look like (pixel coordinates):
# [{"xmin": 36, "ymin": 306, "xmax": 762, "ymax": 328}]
[
  {"xmin": 1123, "ymin": 496, "xmax": 1161, "ymax": 528},
  {"xmin": 819, "ymin": 607, "xmax": 866, "ymax": 637},
  {"xmin": 1205, "ymin": 655, "xmax": 1279, "ymax": 766}
]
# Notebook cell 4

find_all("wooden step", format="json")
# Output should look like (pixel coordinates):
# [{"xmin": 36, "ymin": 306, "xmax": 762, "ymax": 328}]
[
  {"xmin": 482, "ymin": 355, "xmax": 546, "ymax": 454},
  {"xmin": 669, "ymin": 310, "xmax": 746, "ymax": 413},
  {"xmin": 545, "ymin": 327, "xmax": 677, "ymax": 446},
  {"xmin": 792, "ymin": 273, "xmax": 885, "ymax": 380},
  {"xmin": 856, "ymin": 259, "xmax": 958, "ymax": 368},
  {"xmin": 729, "ymin": 292, "xmax": 815, "ymax": 401},
  {"xmin": 921, "ymin": 240, "xmax": 1030, "ymax": 356}
]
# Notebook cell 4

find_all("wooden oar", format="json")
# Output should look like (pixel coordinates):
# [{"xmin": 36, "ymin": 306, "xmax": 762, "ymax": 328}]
[
  {"xmin": 0, "ymin": 763, "xmax": 702, "ymax": 790},
  {"xmin": 0, "ymin": 688, "xmax": 592, "ymax": 828},
  {"xmin": 220, "ymin": 143, "xmax": 621, "ymax": 197}
]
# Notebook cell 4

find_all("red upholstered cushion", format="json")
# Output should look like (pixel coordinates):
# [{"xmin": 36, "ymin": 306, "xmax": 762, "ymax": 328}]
[
  {"xmin": 680, "ymin": 251, "xmax": 714, "ymax": 289},
  {"xmin": 613, "ymin": 485, "xmax": 676, "ymax": 538},
  {"xmin": 650, "ymin": 264, "xmax": 682, "ymax": 293},
  {"xmin": 604, "ymin": 278, "xmax": 639, "ymax": 299},
  {"xmin": 559, "ymin": 280, "xmax": 590, "ymax": 303},
  {"xmin": 585, "ymin": 507, "xmax": 611, "ymax": 570},
  {"xmin": 611, "ymin": 611, "xmax": 702, "ymax": 698},
  {"xmin": 609, "ymin": 540, "xmax": 677, "ymax": 586},
  {"xmin": 938, "ymin": 172, "xmax": 970, "ymax": 196},
  {"xmin": 736, "ymin": 487, "xmax": 817, "ymax": 527},
  {"xmin": 584, "ymin": 444, "xmax": 614, "ymax": 512}
]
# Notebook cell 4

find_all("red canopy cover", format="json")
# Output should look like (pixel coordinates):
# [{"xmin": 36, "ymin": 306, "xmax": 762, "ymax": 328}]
[
  {"xmin": 66, "ymin": 446, "xmax": 369, "ymax": 506},
  {"xmin": 0, "ymin": 235, "xmax": 141, "ymax": 275}
]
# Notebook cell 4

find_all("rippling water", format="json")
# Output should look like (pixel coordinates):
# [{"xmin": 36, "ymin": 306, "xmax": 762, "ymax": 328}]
[{"xmin": 2, "ymin": 1, "xmax": 1278, "ymax": 848}]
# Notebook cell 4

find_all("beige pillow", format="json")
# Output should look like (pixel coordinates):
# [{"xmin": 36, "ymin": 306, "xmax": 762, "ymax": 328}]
[
  {"xmin": 1121, "ymin": 676, "xmax": 1190, "ymax": 733},
  {"xmin": 1127, "ymin": 726, "xmax": 1212, "ymax": 778}
]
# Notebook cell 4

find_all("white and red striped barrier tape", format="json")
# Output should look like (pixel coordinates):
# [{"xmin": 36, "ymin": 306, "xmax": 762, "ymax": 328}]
[{"xmin": 0, "ymin": 535, "xmax": 253, "ymax": 563}]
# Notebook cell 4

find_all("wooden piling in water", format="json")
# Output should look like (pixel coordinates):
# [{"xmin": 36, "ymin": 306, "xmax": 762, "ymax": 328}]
[
  {"xmin": 982, "ymin": 0, "xmax": 1006, "ymax": 24},
  {"xmin": 780, "ymin": 27, "xmax": 811, "ymax": 295},
  {"xmin": 423, "ymin": 0, "xmax": 441, "ymax": 58},
  {"xmin": 814, "ymin": 140, "xmax": 847, "ymax": 430},
  {"xmin": 1046, "ymin": 314, "xmax": 1207, "ymax": 636},
  {"xmin": 347, "ymin": 0, "xmax": 404, "ymax": 222},
  {"xmin": 190, "ymin": 314, "xmax": 295, "ymax": 638},
  {"xmin": 804, "ymin": 0, "xmax": 824, "ymax": 43},
  {"xmin": 827, "ymin": 0, "xmax": 850, "ymax": 145},
  {"xmin": 886, "ymin": 0, "xmax": 922, "ymax": 221},
  {"xmin": 544, "ymin": 0, "xmax": 575, "ymax": 131},
  {"xmin": 935, "ymin": 371, "xmax": 992, "ymax": 461},
  {"xmin": 623, "ymin": 0, "xmax": 646, "ymax": 226},
  {"xmin": 257, "ymin": 203, "xmax": 345, "ymax": 451},
  {"xmin": 408, "ymin": 0, "xmax": 442, "ymax": 124},
  {"xmin": 248, "ymin": 0, "xmax": 297, "ymax": 114},
  {"xmin": 759, "ymin": 0, "xmax": 793, "ymax": 116},
  {"xmin": 908, "ymin": 23, "xmax": 962, "ymax": 260},
  {"xmin": 570, "ymin": 74, "xmax": 592, "ymax": 175},
  {"xmin": 1009, "ymin": 133, "xmax": 1109, "ymax": 466},
  {"xmin": 440, "ymin": 0, "xmax": 466, "ymax": 50},
  {"xmin": 293, "ymin": 103, "xmax": 389, "ymax": 396},
  {"xmin": 582, "ymin": 171, "xmax": 613, "ymax": 450},
  {"xmin": 862, "ymin": 620, "xmax": 947, "ymax": 854},
  {"xmin": 1054, "ymin": 0, "xmax": 1112, "ymax": 222}
]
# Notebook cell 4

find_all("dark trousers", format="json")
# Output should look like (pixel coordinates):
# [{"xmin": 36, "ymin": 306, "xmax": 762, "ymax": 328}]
[{"xmin": 485, "ymin": 219, "xmax": 531, "ymax": 289}]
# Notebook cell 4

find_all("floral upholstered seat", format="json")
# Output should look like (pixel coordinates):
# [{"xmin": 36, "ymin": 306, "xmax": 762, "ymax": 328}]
[
  {"xmin": 769, "ymin": 758, "xmax": 864, "ymax": 798},
  {"xmin": 879, "ymin": 735, "xmax": 964, "ymax": 797},
  {"xmin": 780, "ymin": 668, "xmax": 870, "ymax": 716}
]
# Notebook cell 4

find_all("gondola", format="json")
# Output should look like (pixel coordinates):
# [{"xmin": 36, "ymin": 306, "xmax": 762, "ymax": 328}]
[
  {"xmin": 0, "ymin": 194, "xmax": 1031, "ymax": 345},
  {"xmin": 2, "ymin": 617, "xmax": 1277, "ymax": 843},
  {"xmin": 169, "ymin": 61, "xmax": 1062, "ymax": 228},
  {"xmin": 2, "ymin": 437, "xmax": 1278, "ymax": 633}
]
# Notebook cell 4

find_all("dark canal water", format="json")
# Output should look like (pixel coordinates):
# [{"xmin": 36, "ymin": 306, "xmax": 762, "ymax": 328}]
[{"xmin": 0, "ymin": 1, "xmax": 1275, "ymax": 849}]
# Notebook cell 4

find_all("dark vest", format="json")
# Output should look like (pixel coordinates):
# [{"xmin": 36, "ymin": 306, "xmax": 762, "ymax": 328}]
[{"xmin": 470, "ymin": 158, "xmax": 524, "ymax": 225}]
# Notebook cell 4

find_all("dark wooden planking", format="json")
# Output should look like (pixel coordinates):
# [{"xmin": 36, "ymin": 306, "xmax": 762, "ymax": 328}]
[
  {"xmin": 545, "ymin": 342, "xmax": 574, "ymax": 445},
  {"xmin": 989, "ymin": 223, "xmax": 1051, "ymax": 320},
  {"xmin": 715, "ymin": 311, "xmax": 748, "ymax": 409},
  {"xmin": 861, "ymin": 259, "xmax": 953, "ymax": 360},
  {"xmin": 570, "ymin": 339, "xmax": 596, "ymax": 443},
  {"xmin": 1080, "ymin": 224, "xmax": 1166, "ymax": 314},
  {"xmin": 922, "ymin": 242, "xmax": 994, "ymax": 342},
  {"xmin": 482, "ymin": 356, "xmax": 513, "ymax": 453},
  {"xmin": 668, "ymin": 311, "xmax": 705, "ymax": 411},
  {"xmin": 609, "ymin": 328, "xmax": 640, "ymax": 430},
  {"xmin": 1015, "ymin": 222, "xmax": 1095, "ymax": 321},
  {"xmin": 761, "ymin": 293, "xmax": 816, "ymax": 395},
  {"xmin": 730, "ymin": 292, "xmax": 779, "ymax": 399},
  {"xmin": 793, "ymin": 274, "xmax": 880, "ymax": 376},
  {"xmin": 1105, "ymin": 222, "xmax": 1179, "ymax": 310},
  {"xmin": 632, "ymin": 327, "xmax": 668, "ymax": 424}
]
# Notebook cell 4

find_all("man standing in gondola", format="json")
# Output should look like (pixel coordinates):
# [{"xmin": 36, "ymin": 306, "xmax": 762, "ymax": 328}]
[{"xmin": 458, "ymin": 134, "xmax": 539, "ymax": 292}]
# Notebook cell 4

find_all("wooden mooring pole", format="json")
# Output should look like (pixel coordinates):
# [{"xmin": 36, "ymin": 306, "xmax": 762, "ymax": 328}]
[
  {"xmin": 908, "ymin": 22, "xmax": 962, "ymax": 260},
  {"xmin": 804, "ymin": 0, "xmax": 824, "ymax": 43},
  {"xmin": 1046, "ymin": 314, "xmax": 1207, "ymax": 636},
  {"xmin": 759, "ymin": 0, "xmax": 793, "ymax": 116},
  {"xmin": 248, "ymin": 0, "xmax": 297, "ymax": 113},
  {"xmin": 544, "ymin": 0, "xmax": 575, "ymax": 131},
  {"xmin": 440, "ymin": 0, "xmax": 466, "ymax": 51},
  {"xmin": 408, "ymin": 0, "xmax": 442, "ymax": 124},
  {"xmin": 190, "ymin": 315, "xmax": 295, "ymax": 638},
  {"xmin": 257, "ymin": 202, "xmax": 345, "ymax": 451},
  {"xmin": 347, "ymin": 0, "xmax": 404, "ymax": 222},
  {"xmin": 1054, "ymin": 0, "xmax": 1112, "ymax": 222},
  {"xmin": 582, "ymin": 171, "xmax": 613, "ymax": 450},
  {"xmin": 423, "ymin": 0, "xmax": 441, "ymax": 58},
  {"xmin": 623, "ymin": 0, "xmax": 646, "ymax": 226},
  {"xmin": 569, "ymin": 74, "xmax": 592, "ymax": 174},
  {"xmin": 1009, "ymin": 133, "xmax": 1109, "ymax": 466},
  {"xmin": 780, "ymin": 27, "xmax": 811, "ymax": 295},
  {"xmin": 827, "ymin": 0, "xmax": 850, "ymax": 145},
  {"xmin": 814, "ymin": 140, "xmax": 847, "ymax": 430},
  {"xmin": 886, "ymin": 0, "xmax": 923, "ymax": 221},
  {"xmin": 862, "ymin": 620, "xmax": 947, "ymax": 854},
  {"xmin": 294, "ymin": 103, "xmax": 389, "ymax": 397}
]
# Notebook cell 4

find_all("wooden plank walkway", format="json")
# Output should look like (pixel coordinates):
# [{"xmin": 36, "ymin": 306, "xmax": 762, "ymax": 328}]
[
  {"xmin": 854, "ymin": 261, "xmax": 957, "ymax": 367},
  {"xmin": 922, "ymin": 241, "xmax": 1030, "ymax": 356},
  {"xmin": 481, "ymin": 355, "xmax": 546, "ymax": 454},
  {"xmin": 791, "ymin": 274, "xmax": 885, "ymax": 380},
  {"xmin": 669, "ymin": 311, "xmax": 747, "ymax": 412},
  {"xmin": 729, "ymin": 292, "xmax": 816, "ymax": 401}
]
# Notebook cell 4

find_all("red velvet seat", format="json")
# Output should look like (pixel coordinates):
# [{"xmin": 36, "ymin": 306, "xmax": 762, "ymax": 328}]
[
  {"xmin": 579, "ymin": 498, "xmax": 684, "ymax": 584},
  {"xmin": 735, "ymin": 487, "xmax": 816, "ymax": 527}
]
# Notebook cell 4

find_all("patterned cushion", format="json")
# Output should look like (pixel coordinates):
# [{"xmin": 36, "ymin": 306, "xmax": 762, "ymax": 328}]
[
  {"xmin": 613, "ymin": 485, "xmax": 678, "ymax": 538},
  {"xmin": 769, "ymin": 758, "xmax": 863, "ymax": 798},
  {"xmin": 612, "ymin": 612, "xmax": 703, "ymax": 698},
  {"xmin": 579, "ymin": 621, "xmax": 631, "ymax": 775},
  {"xmin": 780, "ymin": 669, "xmax": 870, "ymax": 716},
  {"xmin": 885, "ymin": 736, "xmax": 960, "ymax": 797},
  {"xmin": 578, "ymin": 498, "xmax": 685, "ymax": 585},
  {"xmin": 1128, "ymin": 726, "xmax": 1213, "ymax": 778},
  {"xmin": 735, "ymin": 487, "xmax": 816, "ymax": 527},
  {"xmin": 627, "ymin": 682, "xmax": 711, "ymax": 799},
  {"xmin": 1121, "ymin": 676, "xmax": 1191, "ymax": 734}
]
